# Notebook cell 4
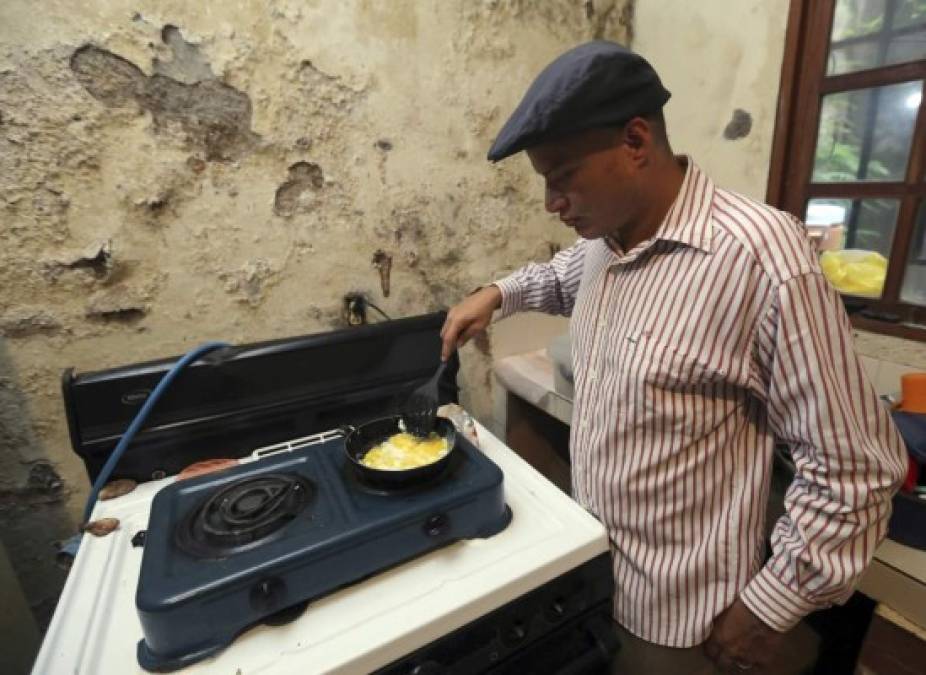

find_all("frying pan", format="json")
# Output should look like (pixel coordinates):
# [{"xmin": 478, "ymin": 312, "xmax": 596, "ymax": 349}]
[{"xmin": 342, "ymin": 415, "xmax": 457, "ymax": 488}]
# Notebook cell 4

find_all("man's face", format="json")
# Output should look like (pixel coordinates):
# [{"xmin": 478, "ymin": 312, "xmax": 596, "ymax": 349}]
[{"xmin": 526, "ymin": 124, "xmax": 648, "ymax": 241}]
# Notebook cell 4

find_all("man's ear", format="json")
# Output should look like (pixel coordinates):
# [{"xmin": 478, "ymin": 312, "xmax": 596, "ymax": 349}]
[
  {"xmin": 623, "ymin": 118, "xmax": 650, "ymax": 148},
  {"xmin": 622, "ymin": 117, "xmax": 652, "ymax": 165}
]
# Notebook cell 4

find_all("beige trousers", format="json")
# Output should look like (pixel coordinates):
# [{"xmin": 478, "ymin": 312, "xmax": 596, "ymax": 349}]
[{"xmin": 610, "ymin": 622, "xmax": 718, "ymax": 674}]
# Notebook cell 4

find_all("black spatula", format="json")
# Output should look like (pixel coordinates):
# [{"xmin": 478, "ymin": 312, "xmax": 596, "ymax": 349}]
[{"xmin": 403, "ymin": 361, "xmax": 448, "ymax": 437}]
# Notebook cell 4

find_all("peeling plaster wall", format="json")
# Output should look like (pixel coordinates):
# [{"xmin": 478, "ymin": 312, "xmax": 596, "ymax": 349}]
[
  {"xmin": 0, "ymin": 0, "xmax": 633, "ymax": 629},
  {"xmin": 635, "ymin": 0, "xmax": 789, "ymax": 199}
]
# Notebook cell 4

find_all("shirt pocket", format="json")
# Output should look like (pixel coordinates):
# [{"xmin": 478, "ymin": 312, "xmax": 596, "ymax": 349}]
[
  {"xmin": 614, "ymin": 333, "xmax": 731, "ymax": 448},
  {"xmin": 632, "ymin": 334, "xmax": 727, "ymax": 391}
]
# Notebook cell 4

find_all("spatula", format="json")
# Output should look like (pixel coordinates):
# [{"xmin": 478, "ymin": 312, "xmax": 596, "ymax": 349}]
[{"xmin": 403, "ymin": 361, "xmax": 448, "ymax": 437}]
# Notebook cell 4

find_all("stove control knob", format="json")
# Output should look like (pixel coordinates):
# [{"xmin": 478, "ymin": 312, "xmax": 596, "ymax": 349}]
[
  {"xmin": 424, "ymin": 514, "xmax": 449, "ymax": 537},
  {"xmin": 546, "ymin": 596, "xmax": 567, "ymax": 621},
  {"xmin": 409, "ymin": 661, "xmax": 442, "ymax": 675},
  {"xmin": 501, "ymin": 620, "xmax": 527, "ymax": 647},
  {"xmin": 250, "ymin": 577, "xmax": 286, "ymax": 612}
]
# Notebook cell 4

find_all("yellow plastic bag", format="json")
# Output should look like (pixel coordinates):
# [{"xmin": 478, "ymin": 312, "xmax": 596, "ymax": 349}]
[{"xmin": 820, "ymin": 249, "xmax": 887, "ymax": 297}]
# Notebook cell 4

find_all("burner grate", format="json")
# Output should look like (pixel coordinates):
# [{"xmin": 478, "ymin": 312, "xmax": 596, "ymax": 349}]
[{"xmin": 175, "ymin": 473, "xmax": 314, "ymax": 558}]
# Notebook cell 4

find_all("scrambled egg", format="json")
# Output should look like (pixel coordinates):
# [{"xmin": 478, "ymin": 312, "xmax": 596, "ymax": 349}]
[{"xmin": 361, "ymin": 432, "xmax": 449, "ymax": 470}]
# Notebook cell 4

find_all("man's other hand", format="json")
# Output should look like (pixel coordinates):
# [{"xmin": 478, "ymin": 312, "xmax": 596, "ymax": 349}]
[
  {"xmin": 703, "ymin": 597, "xmax": 785, "ymax": 673},
  {"xmin": 440, "ymin": 286, "xmax": 502, "ymax": 361}
]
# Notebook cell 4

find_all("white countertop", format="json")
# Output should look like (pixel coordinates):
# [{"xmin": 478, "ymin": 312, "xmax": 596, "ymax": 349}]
[
  {"xmin": 493, "ymin": 349, "xmax": 574, "ymax": 426},
  {"xmin": 858, "ymin": 539, "xmax": 926, "ymax": 628}
]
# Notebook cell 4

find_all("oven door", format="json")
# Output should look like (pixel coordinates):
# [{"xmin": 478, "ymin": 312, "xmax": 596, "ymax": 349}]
[
  {"xmin": 378, "ymin": 604, "xmax": 618, "ymax": 675},
  {"xmin": 376, "ymin": 553, "xmax": 618, "ymax": 675}
]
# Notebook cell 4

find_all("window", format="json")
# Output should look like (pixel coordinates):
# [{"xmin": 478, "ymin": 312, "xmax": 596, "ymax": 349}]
[{"xmin": 769, "ymin": 0, "xmax": 926, "ymax": 340}]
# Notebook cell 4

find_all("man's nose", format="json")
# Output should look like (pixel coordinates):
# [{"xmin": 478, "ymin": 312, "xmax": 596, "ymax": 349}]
[{"xmin": 545, "ymin": 189, "xmax": 568, "ymax": 214}]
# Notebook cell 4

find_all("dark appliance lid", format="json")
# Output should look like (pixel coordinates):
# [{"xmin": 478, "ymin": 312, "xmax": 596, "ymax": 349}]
[{"xmin": 62, "ymin": 312, "xmax": 459, "ymax": 483}]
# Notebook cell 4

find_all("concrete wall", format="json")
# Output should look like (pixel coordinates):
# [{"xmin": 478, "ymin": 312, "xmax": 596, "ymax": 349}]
[
  {"xmin": 635, "ymin": 0, "xmax": 790, "ymax": 199},
  {"xmin": 0, "ymin": 0, "xmax": 633, "ymax": 630},
  {"xmin": 0, "ymin": 539, "xmax": 39, "ymax": 675}
]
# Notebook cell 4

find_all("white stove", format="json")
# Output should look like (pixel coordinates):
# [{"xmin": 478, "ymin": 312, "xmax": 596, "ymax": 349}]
[{"xmin": 33, "ymin": 421, "xmax": 612, "ymax": 674}]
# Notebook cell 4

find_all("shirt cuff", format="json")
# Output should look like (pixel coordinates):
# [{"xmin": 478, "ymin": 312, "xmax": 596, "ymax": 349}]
[
  {"xmin": 739, "ymin": 566, "xmax": 823, "ymax": 632},
  {"xmin": 492, "ymin": 275, "xmax": 523, "ymax": 319}
]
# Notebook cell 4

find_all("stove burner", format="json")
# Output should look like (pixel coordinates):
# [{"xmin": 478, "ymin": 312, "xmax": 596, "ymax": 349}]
[{"xmin": 176, "ymin": 473, "xmax": 313, "ymax": 558}]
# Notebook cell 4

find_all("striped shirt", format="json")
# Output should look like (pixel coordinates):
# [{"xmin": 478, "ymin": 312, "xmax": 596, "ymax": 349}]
[{"xmin": 493, "ymin": 158, "xmax": 906, "ymax": 647}]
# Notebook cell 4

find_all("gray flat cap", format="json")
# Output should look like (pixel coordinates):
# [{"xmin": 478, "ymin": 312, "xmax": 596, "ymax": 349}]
[{"xmin": 487, "ymin": 41, "xmax": 671, "ymax": 162}]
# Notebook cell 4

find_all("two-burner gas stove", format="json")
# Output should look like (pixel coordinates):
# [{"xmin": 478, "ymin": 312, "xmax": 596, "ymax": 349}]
[
  {"xmin": 35, "ymin": 313, "xmax": 617, "ymax": 674},
  {"xmin": 137, "ymin": 428, "xmax": 511, "ymax": 671}
]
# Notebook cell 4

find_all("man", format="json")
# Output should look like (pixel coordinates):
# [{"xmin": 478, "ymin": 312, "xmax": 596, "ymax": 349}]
[{"xmin": 440, "ymin": 42, "xmax": 906, "ymax": 674}]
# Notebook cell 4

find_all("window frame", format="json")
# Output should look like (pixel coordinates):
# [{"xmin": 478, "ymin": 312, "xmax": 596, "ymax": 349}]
[{"xmin": 768, "ymin": 0, "xmax": 926, "ymax": 340}]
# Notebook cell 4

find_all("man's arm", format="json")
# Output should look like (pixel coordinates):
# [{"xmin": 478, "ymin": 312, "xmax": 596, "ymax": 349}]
[
  {"xmin": 440, "ymin": 239, "xmax": 587, "ymax": 360},
  {"xmin": 706, "ymin": 271, "xmax": 906, "ymax": 672},
  {"xmin": 492, "ymin": 238, "xmax": 588, "ymax": 320},
  {"xmin": 741, "ymin": 271, "xmax": 907, "ymax": 630}
]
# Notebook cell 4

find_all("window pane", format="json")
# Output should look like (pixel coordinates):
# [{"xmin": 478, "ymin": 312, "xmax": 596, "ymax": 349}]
[
  {"xmin": 900, "ymin": 201, "xmax": 926, "ymax": 305},
  {"xmin": 895, "ymin": 0, "xmax": 926, "ymax": 29},
  {"xmin": 812, "ymin": 81, "xmax": 922, "ymax": 182},
  {"xmin": 829, "ymin": 42, "xmax": 881, "ymax": 76},
  {"xmin": 832, "ymin": 0, "xmax": 886, "ymax": 41},
  {"xmin": 885, "ymin": 28, "xmax": 926, "ymax": 65},
  {"xmin": 809, "ymin": 198, "xmax": 900, "ymax": 298},
  {"xmin": 827, "ymin": 0, "xmax": 926, "ymax": 75}
]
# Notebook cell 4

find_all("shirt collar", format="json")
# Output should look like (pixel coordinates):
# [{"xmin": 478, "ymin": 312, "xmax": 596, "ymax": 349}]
[{"xmin": 652, "ymin": 156, "xmax": 715, "ymax": 254}]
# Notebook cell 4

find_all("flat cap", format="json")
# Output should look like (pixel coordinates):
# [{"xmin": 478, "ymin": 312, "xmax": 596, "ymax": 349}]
[{"xmin": 487, "ymin": 41, "xmax": 671, "ymax": 162}]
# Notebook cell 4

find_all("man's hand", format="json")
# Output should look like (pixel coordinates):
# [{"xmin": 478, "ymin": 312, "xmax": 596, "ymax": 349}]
[
  {"xmin": 440, "ymin": 286, "xmax": 502, "ymax": 361},
  {"xmin": 703, "ymin": 598, "xmax": 785, "ymax": 674}
]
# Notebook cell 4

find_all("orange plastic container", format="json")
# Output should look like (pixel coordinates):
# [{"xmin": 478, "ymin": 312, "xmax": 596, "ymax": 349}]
[{"xmin": 899, "ymin": 372, "xmax": 926, "ymax": 414}]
